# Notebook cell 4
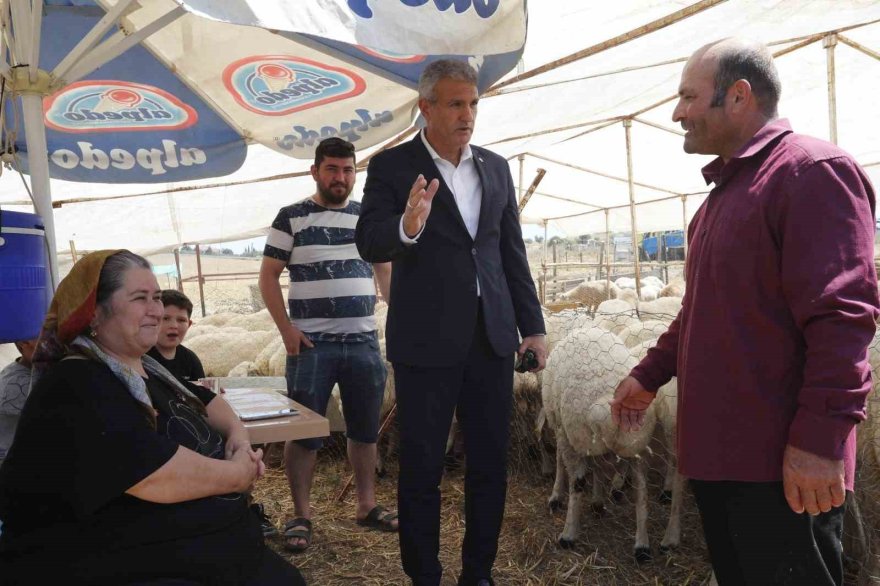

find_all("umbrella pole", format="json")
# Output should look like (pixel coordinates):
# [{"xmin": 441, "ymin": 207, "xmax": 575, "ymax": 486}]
[{"xmin": 20, "ymin": 91, "xmax": 59, "ymax": 290}]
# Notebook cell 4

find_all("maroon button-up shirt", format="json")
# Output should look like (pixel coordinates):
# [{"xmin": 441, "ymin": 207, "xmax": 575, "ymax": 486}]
[{"xmin": 631, "ymin": 119, "xmax": 879, "ymax": 489}]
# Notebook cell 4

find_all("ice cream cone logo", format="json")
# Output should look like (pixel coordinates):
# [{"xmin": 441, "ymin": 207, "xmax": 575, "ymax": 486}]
[
  {"xmin": 257, "ymin": 63, "xmax": 295, "ymax": 93},
  {"xmin": 93, "ymin": 88, "xmax": 142, "ymax": 113}
]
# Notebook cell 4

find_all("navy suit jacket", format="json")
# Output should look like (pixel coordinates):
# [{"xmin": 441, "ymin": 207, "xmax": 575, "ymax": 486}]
[{"xmin": 355, "ymin": 135, "xmax": 544, "ymax": 367}]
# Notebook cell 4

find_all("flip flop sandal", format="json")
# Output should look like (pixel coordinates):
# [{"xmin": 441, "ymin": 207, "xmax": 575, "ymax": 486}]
[
  {"xmin": 282, "ymin": 517, "xmax": 313, "ymax": 552},
  {"xmin": 356, "ymin": 505, "xmax": 399, "ymax": 532}
]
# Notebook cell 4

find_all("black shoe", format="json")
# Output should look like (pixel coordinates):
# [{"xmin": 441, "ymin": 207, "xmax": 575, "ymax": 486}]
[{"xmin": 251, "ymin": 503, "xmax": 278, "ymax": 537}]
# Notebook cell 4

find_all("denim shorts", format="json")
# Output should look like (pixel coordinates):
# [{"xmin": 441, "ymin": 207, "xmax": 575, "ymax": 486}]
[{"xmin": 285, "ymin": 337, "xmax": 386, "ymax": 450}]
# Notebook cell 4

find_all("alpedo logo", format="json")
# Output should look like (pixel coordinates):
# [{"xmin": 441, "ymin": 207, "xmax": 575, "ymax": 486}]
[
  {"xmin": 223, "ymin": 56, "xmax": 365, "ymax": 116},
  {"xmin": 44, "ymin": 81, "xmax": 198, "ymax": 133}
]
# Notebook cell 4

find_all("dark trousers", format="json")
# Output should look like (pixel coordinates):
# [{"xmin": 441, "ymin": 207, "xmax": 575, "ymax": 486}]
[
  {"xmin": 691, "ymin": 480, "xmax": 845, "ymax": 586},
  {"xmin": 393, "ymin": 307, "xmax": 514, "ymax": 586}
]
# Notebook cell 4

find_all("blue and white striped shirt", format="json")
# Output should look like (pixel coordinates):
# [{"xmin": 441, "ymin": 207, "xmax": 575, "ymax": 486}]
[{"xmin": 264, "ymin": 198, "xmax": 376, "ymax": 342}]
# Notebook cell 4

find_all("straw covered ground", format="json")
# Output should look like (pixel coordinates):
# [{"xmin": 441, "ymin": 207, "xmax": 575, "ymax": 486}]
[{"xmin": 252, "ymin": 436, "xmax": 715, "ymax": 586}]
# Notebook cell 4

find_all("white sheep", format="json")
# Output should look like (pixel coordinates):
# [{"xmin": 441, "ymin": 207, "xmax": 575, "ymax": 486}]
[
  {"xmin": 267, "ymin": 342, "xmax": 288, "ymax": 377},
  {"xmin": 620, "ymin": 320, "xmax": 668, "ymax": 349},
  {"xmin": 615, "ymin": 277, "xmax": 637, "ymax": 290},
  {"xmin": 225, "ymin": 309, "xmax": 276, "ymax": 332},
  {"xmin": 560, "ymin": 280, "xmax": 619, "ymax": 312},
  {"xmin": 227, "ymin": 360, "xmax": 255, "ymax": 377},
  {"xmin": 543, "ymin": 326, "xmax": 659, "ymax": 560},
  {"xmin": 639, "ymin": 285, "xmax": 660, "ymax": 302},
  {"xmin": 596, "ymin": 299, "xmax": 640, "ymax": 335},
  {"xmin": 617, "ymin": 288, "xmax": 639, "ymax": 308},
  {"xmin": 185, "ymin": 330, "xmax": 276, "ymax": 377},
  {"xmin": 630, "ymin": 339, "xmax": 683, "ymax": 552},
  {"xmin": 187, "ymin": 324, "xmax": 248, "ymax": 341},
  {"xmin": 641, "ymin": 276, "xmax": 665, "ymax": 290},
  {"xmin": 252, "ymin": 336, "xmax": 283, "ymax": 375},
  {"xmin": 852, "ymin": 327, "xmax": 880, "ymax": 582},
  {"xmin": 637, "ymin": 296, "xmax": 683, "ymax": 323},
  {"xmin": 193, "ymin": 312, "xmax": 240, "ymax": 327},
  {"xmin": 538, "ymin": 310, "xmax": 597, "ymax": 475},
  {"xmin": 659, "ymin": 278, "xmax": 685, "ymax": 298},
  {"xmin": 544, "ymin": 310, "xmax": 596, "ymax": 356}
]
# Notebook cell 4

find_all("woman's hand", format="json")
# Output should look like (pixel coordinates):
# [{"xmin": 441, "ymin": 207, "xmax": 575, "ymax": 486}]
[
  {"xmin": 225, "ymin": 433, "xmax": 265, "ymax": 481},
  {"xmin": 224, "ymin": 432, "xmax": 252, "ymax": 461},
  {"xmin": 229, "ymin": 445, "xmax": 264, "ymax": 492}
]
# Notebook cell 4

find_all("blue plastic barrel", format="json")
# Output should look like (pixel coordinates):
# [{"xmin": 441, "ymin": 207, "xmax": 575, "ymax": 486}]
[{"xmin": 0, "ymin": 210, "xmax": 50, "ymax": 343}]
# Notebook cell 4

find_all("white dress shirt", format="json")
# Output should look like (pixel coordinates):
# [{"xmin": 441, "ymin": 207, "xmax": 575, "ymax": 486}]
[
  {"xmin": 399, "ymin": 130, "xmax": 482, "ymax": 241},
  {"xmin": 399, "ymin": 130, "xmax": 483, "ymax": 293}
]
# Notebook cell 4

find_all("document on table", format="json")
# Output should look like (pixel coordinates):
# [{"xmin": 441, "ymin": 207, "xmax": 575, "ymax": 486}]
[{"xmin": 223, "ymin": 388, "xmax": 300, "ymax": 421}]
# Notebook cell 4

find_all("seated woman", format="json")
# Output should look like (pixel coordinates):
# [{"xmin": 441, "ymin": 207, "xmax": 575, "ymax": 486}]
[{"xmin": 0, "ymin": 250, "xmax": 305, "ymax": 586}]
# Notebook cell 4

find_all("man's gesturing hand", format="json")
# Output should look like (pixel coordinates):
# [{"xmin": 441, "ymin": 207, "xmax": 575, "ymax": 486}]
[
  {"xmin": 610, "ymin": 376, "xmax": 655, "ymax": 432},
  {"xmin": 782, "ymin": 444, "xmax": 846, "ymax": 516},
  {"xmin": 402, "ymin": 174, "xmax": 440, "ymax": 238}
]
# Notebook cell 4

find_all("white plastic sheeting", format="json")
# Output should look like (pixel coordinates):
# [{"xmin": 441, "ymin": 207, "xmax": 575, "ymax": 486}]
[
  {"xmin": 1, "ymin": 0, "xmax": 878, "ymax": 253},
  {"xmin": 480, "ymin": 0, "xmax": 880, "ymax": 236},
  {"xmin": 175, "ymin": 0, "xmax": 527, "ymax": 55}
]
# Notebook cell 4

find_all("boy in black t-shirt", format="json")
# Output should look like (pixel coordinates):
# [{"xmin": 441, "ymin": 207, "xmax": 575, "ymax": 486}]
[{"xmin": 147, "ymin": 290, "xmax": 205, "ymax": 382}]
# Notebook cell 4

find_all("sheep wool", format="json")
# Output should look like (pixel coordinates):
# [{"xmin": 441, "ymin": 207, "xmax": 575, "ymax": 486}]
[
  {"xmin": 267, "ymin": 342, "xmax": 288, "ymax": 377},
  {"xmin": 253, "ymin": 336, "xmax": 284, "ymax": 375},
  {"xmin": 185, "ymin": 330, "xmax": 277, "ymax": 377},
  {"xmin": 227, "ymin": 361, "xmax": 253, "ymax": 378},
  {"xmin": 638, "ymin": 297, "xmax": 682, "ymax": 323},
  {"xmin": 560, "ymin": 280, "xmax": 619, "ymax": 311},
  {"xmin": 639, "ymin": 285, "xmax": 660, "ymax": 302},
  {"xmin": 193, "ymin": 312, "xmax": 240, "ymax": 327},
  {"xmin": 617, "ymin": 288, "xmax": 639, "ymax": 308},
  {"xmin": 185, "ymin": 324, "xmax": 222, "ymax": 340},
  {"xmin": 596, "ymin": 299, "xmax": 639, "ymax": 334},
  {"xmin": 554, "ymin": 327, "xmax": 650, "ymax": 458},
  {"xmin": 544, "ymin": 310, "xmax": 595, "ymax": 356},
  {"xmin": 659, "ymin": 279, "xmax": 685, "ymax": 298},
  {"xmin": 620, "ymin": 320, "xmax": 668, "ymax": 349},
  {"xmin": 641, "ymin": 276, "xmax": 665, "ymax": 290},
  {"xmin": 225, "ymin": 309, "xmax": 276, "ymax": 332}
]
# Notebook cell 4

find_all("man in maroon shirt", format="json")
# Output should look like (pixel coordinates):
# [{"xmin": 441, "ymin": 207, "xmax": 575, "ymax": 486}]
[{"xmin": 611, "ymin": 38, "xmax": 879, "ymax": 586}]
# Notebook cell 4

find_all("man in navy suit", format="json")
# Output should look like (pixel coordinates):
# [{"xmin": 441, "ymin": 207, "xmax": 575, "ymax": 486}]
[{"xmin": 356, "ymin": 60, "xmax": 546, "ymax": 586}]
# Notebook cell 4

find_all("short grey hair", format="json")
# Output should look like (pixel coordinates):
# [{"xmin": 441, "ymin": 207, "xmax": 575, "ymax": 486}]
[
  {"xmin": 709, "ymin": 43, "xmax": 781, "ymax": 117},
  {"xmin": 418, "ymin": 59, "xmax": 478, "ymax": 102},
  {"xmin": 95, "ymin": 250, "xmax": 152, "ymax": 316}
]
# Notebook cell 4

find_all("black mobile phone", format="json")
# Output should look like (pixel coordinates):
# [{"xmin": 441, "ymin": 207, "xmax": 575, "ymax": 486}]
[{"xmin": 515, "ymin": 348, "xmax": 538, "ymax": 373}]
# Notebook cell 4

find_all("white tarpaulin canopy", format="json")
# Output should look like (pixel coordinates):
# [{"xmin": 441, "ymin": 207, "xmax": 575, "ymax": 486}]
[
  {"xmin": 0, "ymin": 0, "xmax": 878, "ymax": 257},
  {"xmin": 0, "ymin": 0, "xmax": 526, "ymax": 280},
  {"xmin": 479, "ymin": 0, "xmax": 880, "ymax": 237}
]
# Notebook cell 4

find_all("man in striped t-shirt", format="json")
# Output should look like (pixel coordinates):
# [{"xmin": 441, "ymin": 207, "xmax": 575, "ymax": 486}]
[{"xmin": 259, "ymin": 137, "xmax": 394, "ymax": 552}]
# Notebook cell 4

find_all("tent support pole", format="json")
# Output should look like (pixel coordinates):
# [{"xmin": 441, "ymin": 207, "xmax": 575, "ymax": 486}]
[
  {"xmin": 605, "ymin": 208, "xmax": 611, "ymax": 297},
  {"xmin": 517, "ymin": 154, "xmax": 525, "ymax": 207},
  {"xmin": 195, "ymin": 244, "xmax": 206, "ymax": 318},
  {"xmin": 824, "ymin": 34, "xmax": 838, "ymax": 145},
  {"xmin": 624, "ymin": 119, "xmax": 641, "ymax": 299},
  {"xmin": 681, "ymin": 195, "xmax": 689, "ymax": 261},
  {"xmin": 174, "ymin": 248, "xmax": 184, "ymax": 292},
  {"xmin": 838, "ymin": 34, "xmax": 880, "ymax": 62},
  {"xmin": 541, "ymin": 220, "xmax": 548, "ymax": 305},
  {"xmin": 20, "ymin": 91, "xmax": 58, "ymax": 289}
]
